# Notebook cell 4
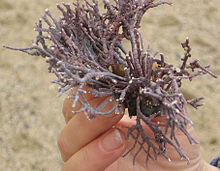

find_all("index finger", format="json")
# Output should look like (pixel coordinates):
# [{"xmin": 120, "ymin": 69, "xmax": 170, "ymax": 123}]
[{"xmin": 62, "ymin": 85, "xmax": 116, "ymax": 123}]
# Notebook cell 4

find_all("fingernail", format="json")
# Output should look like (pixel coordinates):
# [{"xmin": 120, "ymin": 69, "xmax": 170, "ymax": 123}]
[{"xmin": 101, "ymin": 129, "xmax": 124, "ymax": 152}]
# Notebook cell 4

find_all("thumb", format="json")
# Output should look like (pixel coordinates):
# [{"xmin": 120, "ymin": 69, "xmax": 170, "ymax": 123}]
[{"xmin": 117, "ymin": 116, "xmax": 215, "ymax": 171}]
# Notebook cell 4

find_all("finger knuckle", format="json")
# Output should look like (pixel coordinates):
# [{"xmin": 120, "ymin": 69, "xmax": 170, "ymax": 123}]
[
  {"xmin": 81, "ymin": 146, "xmax": 90, "ymax": 163},
  {"xmin": 57, "ymin": 132, "xmax": 72, "ymax": 160}
]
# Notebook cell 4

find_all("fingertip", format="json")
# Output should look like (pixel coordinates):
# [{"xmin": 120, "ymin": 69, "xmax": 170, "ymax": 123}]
[
  {"xmin": 62, "ymin": 86, "xmax": 91, "ymax": 123},
  {"xmin": 63, "ymin": 86, "xmax": 125, "ymax": 123}
]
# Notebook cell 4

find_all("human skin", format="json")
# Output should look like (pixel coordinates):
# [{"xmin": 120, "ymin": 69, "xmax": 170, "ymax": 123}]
[{"xmin": 58, "ymin": 86, "xmax": 219, "ymax": 171}]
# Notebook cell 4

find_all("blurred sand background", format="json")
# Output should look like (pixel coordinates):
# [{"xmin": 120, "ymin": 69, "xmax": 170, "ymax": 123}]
[{"xmin": 0, "ymin": 0, "xmax": 219, "ymax": 170}]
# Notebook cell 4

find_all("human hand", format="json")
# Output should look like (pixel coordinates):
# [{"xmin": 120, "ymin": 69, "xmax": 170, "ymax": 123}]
[{"xmin": 58, "ymin": 86, "xmax": 219, "ymax": 171}]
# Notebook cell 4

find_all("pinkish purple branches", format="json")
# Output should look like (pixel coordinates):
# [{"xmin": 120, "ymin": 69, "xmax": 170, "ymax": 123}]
[{"xmin": 4, "ymin": 0, "xmax": 217, "ymax": 167}]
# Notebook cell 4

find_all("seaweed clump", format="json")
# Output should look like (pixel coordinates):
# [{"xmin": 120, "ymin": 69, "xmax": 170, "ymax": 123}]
[{"xmin": 5, "ymin": 0, "xmax": 217, "ymax": 167}]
